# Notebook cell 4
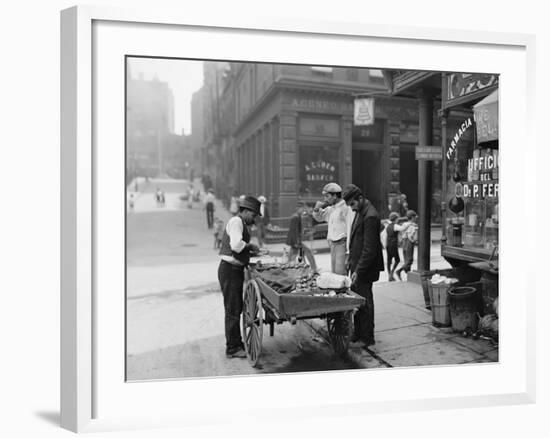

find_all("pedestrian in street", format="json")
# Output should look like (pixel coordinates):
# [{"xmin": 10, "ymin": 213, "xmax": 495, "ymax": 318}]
[
  {"xmin": 187, "ymin": 185, "xmax": 194, "ymax": 209},
  {"xmin": 343, "ymin": 184, "xmax": 384, "ymax": 347},
  {"xmin": 385, "ymin": 212, "xmax": 411, "ymax": 281},
  {"xmin": 213, "ymin": 217, "xmax": 224, "ymax": 249},
  {"xmin": 254, "ymin": 195, "xmax": 270, "ymax": 247},
  {"xmin": 395, "ymin": 210, "xmax": 419, "ymax": 281},
  {"xmin": 155, "ymin": 187, "xmax": 162, "ymax": 207},
  {"xmin": 203, "ymin": 188, "xmax": 216, "ymax": 229},
  {"xmin": 217, "ymin": 195, "xmax": 261, "ymax": 359},
  {"xmin": 286, "ymin": 201, "xmax": 318, "ymax": 272},
  {"xmin": 312, "ymin": 182, "xmax": 354, "ymax": 275}
]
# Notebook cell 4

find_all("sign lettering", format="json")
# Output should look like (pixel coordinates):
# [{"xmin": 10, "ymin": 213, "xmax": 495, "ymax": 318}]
[
  {"xmin": 462, "ymin": 182, "xmax": 499, "ymax": 199},
  {"xmin": 416, "ymin": 145, "xmax": 442, "ymax": 161},
  {"xmin": 291, "ymin": 98, "xmax": 353, "ymax": 112},
  {"xmin": 446, "ymin": 117, "xmax": 473, "ymax": 160},
  {"xmin": 468, "ymin": 149, "xmax": 499, "ymax": 183},
  {"xmin": 304, "ymin": 160, "xmax": 337, "ymax": 182}
]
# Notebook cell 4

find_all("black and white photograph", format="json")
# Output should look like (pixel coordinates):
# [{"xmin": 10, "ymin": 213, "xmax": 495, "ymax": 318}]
[
  {"xmin": 4, "ymin": 0, "xmax": 547, "ymax": 435},
  {"xmin": 125, "ymin": 58, "xmax": 499, "ymax": 380}
]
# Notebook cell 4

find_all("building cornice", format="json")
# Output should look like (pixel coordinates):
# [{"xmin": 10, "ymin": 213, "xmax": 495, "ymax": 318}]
[{"xmin": 232, "ymin": 77, "xmax": 389, "ymax": 137}]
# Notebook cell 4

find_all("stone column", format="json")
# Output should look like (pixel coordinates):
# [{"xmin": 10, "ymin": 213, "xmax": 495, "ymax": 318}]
[
  {"xmin": 258, "ymin": 129, "xmax": 265, "ymax": 197},
  {"xmin": 264, "ymin": 123, "xmax": 272, "ymax": 203},
  {"xmin": 388, "ymin": 120, "xmax": 402, "ymax": 212},
  {"xmin": 278, "ymin": 111, "xmax": 298, "ymax": 217},
  {"xmin": 271, "ymin": 117, "xmax": 280, "ymax": 216},
  {"xmin": 440, "ymin": 109, "xmax": 449, "ymax": 245},
  {"xmin": 236, "ymin": 145, "xmax": 242, "ymax": 194},
  {"xmin": 417, "ymin": 89, "xmax": 435, "ymax": 272},
  {"xmin": 342, "ymin": 116, "xmax": 353, "ymax": 186}
]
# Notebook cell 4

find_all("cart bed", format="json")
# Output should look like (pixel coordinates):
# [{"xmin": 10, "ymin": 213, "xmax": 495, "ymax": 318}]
[{"xmin": 256, "ymin": 277, "xmax": 364, "ymax": 319}]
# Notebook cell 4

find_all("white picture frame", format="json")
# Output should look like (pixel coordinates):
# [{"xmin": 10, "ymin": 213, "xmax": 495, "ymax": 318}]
[{"xmin": 61, "ymin": 5, "xmax": 536, "ymax": 433}]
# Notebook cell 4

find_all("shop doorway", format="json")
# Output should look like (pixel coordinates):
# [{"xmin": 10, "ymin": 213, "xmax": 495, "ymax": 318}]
[
  {"xmin": 352, "ymin": 149, "xmax": 384, "ymax": 214},
  {"xmin": 399, "ymin": 144, "xmax": 418, "ymax": 212}
]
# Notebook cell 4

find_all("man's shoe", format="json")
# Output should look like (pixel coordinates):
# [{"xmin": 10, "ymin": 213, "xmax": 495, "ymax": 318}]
[
  {"xmin": 364, "ymin": 338, "xmax": 375, "ymax": 347},
  {"xmin": 350, "ymin": 334, "xmax": 366, "ymax": 345},
  {"xmin": 395, "ymin": 269, "xmax": 403, "ymax": 281},
  {"xmin": 226, "ymin": 348, "xmax": 247, "ymax": 358}
]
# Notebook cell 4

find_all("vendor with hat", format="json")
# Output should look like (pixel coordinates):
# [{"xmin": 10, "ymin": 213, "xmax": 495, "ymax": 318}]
[
  {"xmin": 312, "ymin": 182, "xmax": 354, "ymax": 275},
  {"xmin": 217, "ymin": 195, "xmax": 261, "ymax": 358}
]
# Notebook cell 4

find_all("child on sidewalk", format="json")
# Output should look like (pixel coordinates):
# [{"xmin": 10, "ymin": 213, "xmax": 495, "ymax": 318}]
[
  {"xmin": 385, "ymin": 212, "xmax": 411, "ymax": 281},
  {"xmin": 395, "ymin": 210, "xmax": 418, "ymax": 281}
]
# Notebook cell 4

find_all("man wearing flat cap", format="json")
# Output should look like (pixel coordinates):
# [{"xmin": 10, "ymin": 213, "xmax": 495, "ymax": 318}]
[
  {"xmin": 217, "ymin": 195, "xmax": 261, "ymax": 358},
  {"xmin": 343, "ymin": 184, "xmax": 384, "ymax": 346},
  {"xmin": 312, "ymin": 182, "xmax": 354, "ymax": 275}
]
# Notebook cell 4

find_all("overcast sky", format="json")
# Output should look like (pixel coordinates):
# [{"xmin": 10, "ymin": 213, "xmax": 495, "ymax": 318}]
[{"xmin": 127, "ymin": 58, "xmax": 204, "ymax": 136}]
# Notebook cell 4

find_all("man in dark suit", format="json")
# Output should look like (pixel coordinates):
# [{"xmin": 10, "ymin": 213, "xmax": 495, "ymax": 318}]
[{"xmin": 343, "ymin": 184, "xmax": 384, "ymax": 347}]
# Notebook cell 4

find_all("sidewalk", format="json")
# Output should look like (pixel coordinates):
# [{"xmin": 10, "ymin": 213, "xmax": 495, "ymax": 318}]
[{"xmin": 303, "ymin": 281, "xmax": 498, "ymax": 368}]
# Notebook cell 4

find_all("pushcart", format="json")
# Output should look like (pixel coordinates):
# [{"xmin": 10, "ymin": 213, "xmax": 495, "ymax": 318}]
[{"xmin": 241, "ymin": 261, "xmax": 365, "ymax": 367}]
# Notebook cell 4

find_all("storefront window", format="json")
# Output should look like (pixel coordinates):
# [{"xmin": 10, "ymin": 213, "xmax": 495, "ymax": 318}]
[
  {"xmin": 446, "ymin": 146, "xmax": 499, "ymax": 252},
  {"xmin": 299, "ymin": 145, "xmax": 340, "ymax": 196},
  {"xmin": 464, "ymin": 198, "xmax": 485, "ymax": 248},
  {"xmin": 444, "ymin": 115, "xmax": 475, "ymax": 246}
]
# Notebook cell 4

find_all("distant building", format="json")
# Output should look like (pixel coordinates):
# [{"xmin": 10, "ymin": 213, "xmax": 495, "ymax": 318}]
[
  {"xmin": 200, "ymin": 62, "xmax": 230, "ymax": 189},
  {"xmin": 190, "ymin": 88, "xmax": 205, "ymax": 178},
  {"xmin": 126, "ymin": 70, "xmax": 176, "ymax": 178}
]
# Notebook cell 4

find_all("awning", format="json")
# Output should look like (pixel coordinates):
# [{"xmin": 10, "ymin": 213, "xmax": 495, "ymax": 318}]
[{"xmin": 473, "ymin": 90, "xmax": 498, "ymax": 143}]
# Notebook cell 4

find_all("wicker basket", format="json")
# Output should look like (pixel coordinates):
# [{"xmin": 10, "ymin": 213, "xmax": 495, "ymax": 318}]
[{"xmin": 428, "ymin": 281, "xmax": 452, "ymax": 327}]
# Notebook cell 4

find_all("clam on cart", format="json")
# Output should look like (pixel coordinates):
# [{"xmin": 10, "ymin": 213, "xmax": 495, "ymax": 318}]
[{"xmin": 241, "ymin": 259, "xmax": 365, "ymax": 367}]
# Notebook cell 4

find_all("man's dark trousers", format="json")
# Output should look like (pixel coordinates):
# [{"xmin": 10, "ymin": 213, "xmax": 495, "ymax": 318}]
[
  {"xmin": 217, "ymin": 260, "xmax": 244, "ymax": 353},
  {"xmin": 206, "ymin": 203, "xmax": 214, "ymax": 228},
  {"xmin": 352, "ymin": 280, "xmax": 374, "ymax": 342}
]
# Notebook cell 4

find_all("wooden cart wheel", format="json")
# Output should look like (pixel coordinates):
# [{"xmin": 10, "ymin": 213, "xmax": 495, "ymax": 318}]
[
  {"xmin": 326, "ymin": 311, "xmax": 352, "ymax": 356},
  {"xmin": 242, "ymin": 279, "xmax": 264, "ymax": 367}
]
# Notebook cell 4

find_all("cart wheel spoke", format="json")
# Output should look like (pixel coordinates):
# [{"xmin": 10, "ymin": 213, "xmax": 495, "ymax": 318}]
[
  {"xmin": 250, "ymin": 328, "xmax": 258, "ymax": 361},
  {"xmin": 254, "ymin": 328, "xmax": 262, "ymax": 355},
  {"xmin": 250, "ymin": 293, "xmax": 257, "ymax": 320},
  {"xmin": 327, "ymin": 312, "xmax": 352, "ymax": 356},
  {"xmin": 242, "ymin": 279, "xmax": 263, "ymax": 367}
]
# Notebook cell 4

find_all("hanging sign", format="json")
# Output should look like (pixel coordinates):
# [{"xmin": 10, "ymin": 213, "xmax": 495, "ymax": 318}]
[
  {"xmin": 415, "ymin": 145, "xmax": 442, "ymax": 161},
  {"xmin": 473, "ymin": 90, "xmax": 499, "ymax": 143},
  {"xmin": 354, "ymin": 98, "xmax": 375, "ymax": 126},
  {"xmin": 446, "ymin": 117, "xmax": 473, "ymax": 160},
  {"xmin": 443, "ymin": 73, "xmax": 499, "ymax": 109}
]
